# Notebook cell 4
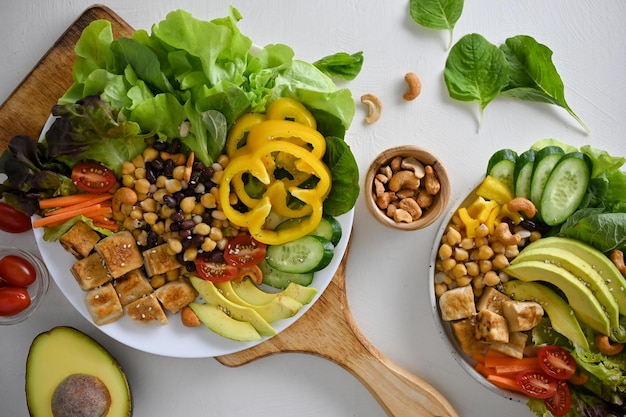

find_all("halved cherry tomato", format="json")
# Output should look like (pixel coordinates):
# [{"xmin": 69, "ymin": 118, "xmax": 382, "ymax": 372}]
[
  {"xmin": 0, "ymin": 202, "xmax": 32, "ymax": 233},
  {"xmin": 71, "ymin": 162, "xmax": 117, "ymax": 193},
  {"xmin": 515, "ymin": 370, "xmax": 558, "ymax": 399},
  {"xmin": 0, "ymin": 255, "xmax": 37, "ymax": 288},
  {"xmin": 0, "ymin": 287, "xmax": 31, "ymax": 316},
  {"xmin": 538, "ymin": 345, "xmax": 577, "ymax": 380},
  {"xmin": 223, "ymin": 235, "xmax": 267, "ymax": 268},
  {"xmin": 544, "ymin": 379, "xmax": 571, "ymax": 417},
  {"xmin": 195, "ymin": 254, "xmax": 239, "ymax": 283}
]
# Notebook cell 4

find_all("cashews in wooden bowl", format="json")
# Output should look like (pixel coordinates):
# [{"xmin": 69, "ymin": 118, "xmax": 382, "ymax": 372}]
[{"xmin": 364, "ymin": 145, "xmax": 451, "ymax": 231}]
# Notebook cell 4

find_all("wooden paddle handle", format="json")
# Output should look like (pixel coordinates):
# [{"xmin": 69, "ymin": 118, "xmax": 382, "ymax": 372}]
[{"xmin": 216, "ymin": 245, "xmax": 459, "ymax": 417}]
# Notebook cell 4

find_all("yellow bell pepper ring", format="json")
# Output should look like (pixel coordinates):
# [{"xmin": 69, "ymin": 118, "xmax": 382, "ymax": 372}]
[
  {"xmin": 266, "ymin": 97, "xmax": 317, "ymax": 130},
  {"xmin": 246, "ymin": 119, "xmax": 326, "ymax": 160},
  {"xmin": 225, "ymin": 112, "xmax": 266, "ymax": 157}
]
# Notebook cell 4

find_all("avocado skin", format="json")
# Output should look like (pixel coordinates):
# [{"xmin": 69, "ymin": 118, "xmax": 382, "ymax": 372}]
[
  {"xmin": 501, "ymin": 280, "xmax": 589, "ymax": 350},
  {"xmin": 26, "ymin": 326, "xmax": 132, "ymax": 417}
]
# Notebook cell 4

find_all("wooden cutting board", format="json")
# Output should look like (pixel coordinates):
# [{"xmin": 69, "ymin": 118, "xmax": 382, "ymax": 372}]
[{"xmin": 0, "ymin": 5, "xmax": 458, "ymax": 417}]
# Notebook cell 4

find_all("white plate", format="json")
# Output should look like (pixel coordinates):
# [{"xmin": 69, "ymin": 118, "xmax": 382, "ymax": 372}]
[
  {"xmin": 34, "ymin": 116, "xmax": 354, "ymax": 358},
  {"xmin": 428, "ymin": 182, "xmax": 525, "ymax": 402}
]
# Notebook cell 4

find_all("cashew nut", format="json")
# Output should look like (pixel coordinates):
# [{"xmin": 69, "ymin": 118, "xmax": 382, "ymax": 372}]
[
  {"xmin": 399, "ymin": 198, "xmax": 423, "ymax": 220},
  {"xmin": 373, "ymin": 178, "xmax": 386, "ymax": 197},
  {"xmin": 112, "ymin": 187, "xmax": 138, "ymax": 212},
  {"xmin": 379, "ymin": 165, "xmax": 393, "ymax": 179},
  {"xmin": 595, "ymin": 333, "xmax": 624, "ymax": 356},
  {"xmin": 494, "ymin": 222, "xmax": 521, "ymax": 246},
  {"xmin": 416, "ymin": 190, "xmax": 433, "ymax": 208},
  {"xmin": 401, "ymin": 157, "xmax": 425, "ymax": 178},
  {"xmin": 610, "ymin": 249, "xmax": 626, "ymax": 275},
  {"xmin": 402, "ymin": 72, "xmax": 422, "ymax": 101},
  {"xmin": 375, "ymin": 173, "xmax": 389, "ymax": 184},
  {"xmin": 361, "ymin": 93, "xmax": 382, "ymax": 124},
  {"xmin": 424, "ymin": 165, "xmax": 441, "ymax": 195},
  {"xmin": 376, "ymin": 192, "xmax": 397, "ymax": 210},
  {"xmin": 390, "ymin": 156, "xmax": 403, "ymax": 172},
  {"xmin": 388, "ymin": 170, "xmax": 421, "ymax": 192},
  {"xmin": 393, "ymin": 208, "xmax": 413, "ymax": 223},
  {"xmin": 507, "ymin": 197, "xmax": 537, "ymax": 219}
]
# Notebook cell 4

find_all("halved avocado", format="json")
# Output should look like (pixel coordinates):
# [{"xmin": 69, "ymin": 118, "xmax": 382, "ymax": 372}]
[{"xmin": 26, "ymin": 326, "xmax": 132, "ymax": 417}]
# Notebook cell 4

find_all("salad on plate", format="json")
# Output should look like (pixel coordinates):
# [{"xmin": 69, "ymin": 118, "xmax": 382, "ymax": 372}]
[
  {"xmin": 0, "ymin": 8, "xmax": 362, "ymax": 357},
  {"xmin": 432, "ymin": 138, "xmax": 626, "ymax": 417}
]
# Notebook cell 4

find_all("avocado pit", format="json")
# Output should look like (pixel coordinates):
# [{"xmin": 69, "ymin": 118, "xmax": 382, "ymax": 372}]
[{"xmin": 51, "ymin": 374, "xmax": 111, "ymax": 417}]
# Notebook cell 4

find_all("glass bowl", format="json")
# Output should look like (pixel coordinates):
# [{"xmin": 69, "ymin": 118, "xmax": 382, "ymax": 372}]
[{"xmin": 0, "ymin": 247, "xmax": 50, "ymax": 325}]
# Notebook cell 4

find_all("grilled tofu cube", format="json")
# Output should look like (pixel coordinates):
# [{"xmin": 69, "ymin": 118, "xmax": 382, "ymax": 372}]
[
  {"xmin": 95, "ymin": 231, "xmax": 143, "ymax": 278},
  {"xmin": 475, "ymin": 310, "xmax": 509, "ymax": 343},
  {"xmin": 59, "ymin": 221, "xmax": 101, "ymax": 259},
  {"xmin": 114, "ymin": 268, "xmax": 154, "ymax": 306},
  {"xmin": 124, "ymin": 293, "xmax": 168, "ymax": 325},
  {"xmin": 451, "ymin": 318, "xmax": 486, "ymax": 355},
  {"xmin": 154, "ymin": 278, "xmax": 198, "ymax": 314},
  {"xmin": 142, "ymin": 243, "xmax": 182, "ymax": 277},
  {"xmin": 475, "ymin": 287, "xmax": 512, "ymax": 315},
  {"xmin": 502, "ymin": 300, "xmax": 544, "ymax": 332},
  {"xmin": 489, "ymin": 331, "xmax": 529, "ymax": 359},
  {"xmin": 84, "ymin": 283, "xmax": 123, "ymax": 325},
  {"xmin": 439, "ymin": 285, "xmax": 476, "ymax": 321},
  {"xmin": 70, "ymin": 252, "xmax": 112, "ymax": 291}
]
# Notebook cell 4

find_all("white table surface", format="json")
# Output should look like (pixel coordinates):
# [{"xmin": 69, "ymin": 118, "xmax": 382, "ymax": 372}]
[{"xmin": 1, "ymin": 1, "xmax": 625, "ymax": 416}]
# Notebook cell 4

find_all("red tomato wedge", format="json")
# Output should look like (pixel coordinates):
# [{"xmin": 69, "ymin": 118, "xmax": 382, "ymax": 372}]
[
  {"xmin": 223, "ymin": 235, "xmax": 267, "ymax": 268},
  {"xmin": 0, "ymin": 255, "xmax": 36, "ymax": 287},
  {"xmin": 515, "ymin": 370, "xmax": 558, "ymax": 399},
  {"xmin": 538, "ymin": 345, "xmax": 577, "ymax": 380},
  {"xmin": 195, "ymin": 254, "xmax": 238, "ymax": 283},
  {"xmin": 71, "ymin": 162, "xmax": 117, "ymax": 193},
  {"xmin": 0, "ymin": 202, "xmax": 32, "ymax": 233},
  {"xmin": 544, "ymin": 379, "xmax": 571, "ymax": 417}
]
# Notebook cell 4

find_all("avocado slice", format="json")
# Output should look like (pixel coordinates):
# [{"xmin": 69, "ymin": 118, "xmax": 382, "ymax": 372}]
[
  {"xmin": 502, "ymin": 280, "xmax": 589, "ymax": 350},
  {"xmin": 26, "ymin": 326, "xmax": 132, "ymax": 417},
  {"xmin": 231, "ymin": 278, "xmax": 318, "ymax": 305}
]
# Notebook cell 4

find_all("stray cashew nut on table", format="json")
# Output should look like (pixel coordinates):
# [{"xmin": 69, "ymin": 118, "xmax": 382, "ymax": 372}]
[
  {"xmin": 361, "ymin": 93, "xmax": 382, "ymax": 124},
  {"xmin": 402, "ymin": 72, "xmax": 422, "ymax": 101}
]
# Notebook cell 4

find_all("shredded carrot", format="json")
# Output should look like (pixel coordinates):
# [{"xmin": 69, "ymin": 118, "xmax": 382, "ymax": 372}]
[
  {"xmin": 486, "ymin": 375, "xmax": 524, "ymax": 393},
  {"xmin": 39, "ymin": 193, "xmax": 111, "ymax": 209},
  {"xmin": 44, "ymin": 194, "xmax": 113, "ymax": 216},
  {"xmin": 33, "ymin": 206, "xmax": 112, "ymax": 228}
]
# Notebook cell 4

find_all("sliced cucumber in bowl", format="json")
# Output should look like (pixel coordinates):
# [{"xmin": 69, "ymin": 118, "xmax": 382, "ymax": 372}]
[
  {"xmin": 265, "ymin": 235, "xmax": 334, "ymax": 274},
  {"xmin": 487, "ymin": 148, "xmax": 517, "ymax": 193},
  {"xmin": 530, "ymin": 146, "xmax": 565, "ymax": 217},
  {"xmin": 513, "ymin": 149, "xmax": 536, "ymax": 199}
]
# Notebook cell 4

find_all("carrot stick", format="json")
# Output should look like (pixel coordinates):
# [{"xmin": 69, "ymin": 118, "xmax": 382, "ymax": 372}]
[
  {"xmin": 92, "ymin": 221, "xmax": 120, "ymax": 231},
  {"xmin": 486, "ymin": 375, "xmax": 524, "ymax": 393},
  {"xmin": 33, "ymin": 206, "xmax": 112, "ymax": 228},
  {"xmin": 39, "ymin": 193, "xmax": 110, "ymax": 209},
  {"xmin": 44, "ymin": 194, "xmax": 113, "ymax": 216}
]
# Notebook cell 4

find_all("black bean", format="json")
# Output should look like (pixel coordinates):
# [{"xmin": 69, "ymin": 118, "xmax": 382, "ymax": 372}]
[
  {"xmin": 180, "ymin": 219, "xmax": 195, "ymax": 230},
  {"xmin": 175, "ymin": 253, "xmax": 185, "ymax": 264},
  {"xmin": 147, "ymin": 230, "xmax": 158, "ymax": 247},
  {"xmin": 174, "ymin": 191, "xmax": 185, "ymax": 203},
  {"xmin": 170, "ymin": 211, "xmax": 185, "ymax": 222},
  {"xmin": 168, "ymin": 138, "xmax": 181, "ymax": 154},
  {"xmin": 145, "ymin": 168, "xmax": 157, "ymax": 184},
  {"xmin": 201, "ymin": 212, "xmax": 213, "ymax": 224},
  {"xmin": 163, "ymin": 195, "xmax": 177, "ymax": 208},
  {"xmin": 179, "ymin": 229, "xmax": 192, "ymax": 239},
  {"xmin": 153, "ymin": 141, "xmax": 167, "ymax": 151},
  {"xmin": 170, "ymin": 222, "xmax": 181, "ymax": 232},
  {"xmin": 150, "ymin": 158, "xmax": 164, "ymax": 171},
  {"xmin": 185, "ymin": 261, "xmax": 196, "ymax": 272},
  {"xmin": 519, "ymin": 219, "xmax": 537, "ymax": 231},
  {"xmin": 163, "ymin": 159, "xmax": 174, "ymax": 176},
  {"xmin": 209, "ymin": 250, "xmax": 225, "ymax": 262},
  {"xmin": 191, "ymin": 234, "xmax": 205, "ymax": 246}
]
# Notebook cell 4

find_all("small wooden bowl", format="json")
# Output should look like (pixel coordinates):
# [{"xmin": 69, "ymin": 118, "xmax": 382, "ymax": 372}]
[{"xmin": 364, "ymin": 145, "xmax": 451, "ymax": 231}]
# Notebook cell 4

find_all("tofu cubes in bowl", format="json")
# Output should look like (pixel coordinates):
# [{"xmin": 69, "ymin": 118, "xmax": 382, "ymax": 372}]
[{"xmin": 62, "ymin": 223, "xmax": 197, "ymax": 326}]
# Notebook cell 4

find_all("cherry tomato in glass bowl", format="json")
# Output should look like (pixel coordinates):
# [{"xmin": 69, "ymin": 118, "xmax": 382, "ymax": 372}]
[
  {"xmin": 0, "ymin": 202, "xmax": 32, "ymax": 233},
  {"xmin": 195, "ymin": 253, "xmax": 239, "ymax": 283},
  {"xmin": 515, "ymin": 370, "xmax": 558, "ymax": 399},
  {"xmin": 71, "ymin": 162, "xmax": 117, "ymax": 193},
  {"xmin": 538, "ymin": 345, "xmax": 577, "ymax": 380},
  {"xmin": 0, "ymin": 287, "xmax": 31, "ymax": 316},
  {"xmin": 223, "ymin": 235, "xmax": 267, "ymax": 268},
  {"xmin": 544, "ymin": 379, "xmax": 571, "ymax": 417},
  {"xmin": 0, "ymin": 254, "xmax": 37, "ymax": 287}
]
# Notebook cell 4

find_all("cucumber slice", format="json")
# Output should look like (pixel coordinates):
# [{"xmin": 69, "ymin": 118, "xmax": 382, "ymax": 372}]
[
  {"xmin": 265, "ymin": 235, "xmax": 334, "ymax": 274},
  {"xmin": 259, "ymin": 260, "xmax": 314, "ymax": 289},
  {"xmin": 513, "ymin": 149, "xmax": 536, "ymax": 199},
  {"xmin": 486, "ymin": 149, "xmax": 517, "ymax": 193},
  {"xmin": 530, "ymin": 146, "xmax": 564, "ymax": 213},
  {"xmin": 275, "ymin": 216, "xmax": 342, "ymax": 246},
  {"xmin": 539, "ymin": 152, "xmax": 591, "ymax": 226}
]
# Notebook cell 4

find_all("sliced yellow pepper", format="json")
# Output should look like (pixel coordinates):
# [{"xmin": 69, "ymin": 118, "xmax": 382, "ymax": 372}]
[
  {"xmin": 246, "ymin": 119, "xmax": 326, "ymax": 160},
  {"xmin": 266, "ymin": 97, "xmax": 317, "ymax": 130},
  {"xmin": 226, "ymin": 112, "xmax": 266, "ymax": 157},
  {"xmin": 457, "ymin": 207, "xmax": 481, "ymax": 238},
  {"xmin": 474, "ymin": 175, "xmax": 514, "ymax": 205}
]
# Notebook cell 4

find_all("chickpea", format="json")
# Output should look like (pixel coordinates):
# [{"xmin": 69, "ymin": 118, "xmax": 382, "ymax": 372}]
[
  {"xmin": 454, "ymin": 248, "xmax": 469, "ymax": 262},
  {"xmin": 492, "ymin": 253, "xmax": 510, "ymax": 269},
  {"xmin": 441, "ymin": 257, "xmax": 457, "ymax": 272},
  {"xmin": 438, "ymin": 244, "xmax": 453, "ymax": 259},
  {"xmin": 477, "ymin": 245, "xmax": 494, "ymax": 260},
  {"xmin": 446, "ymin": 227, "xmax": 462, "ymax": 246},
  {"xmin": 483, "ymin": 271, "xmax": 500, "ymax": 286}
]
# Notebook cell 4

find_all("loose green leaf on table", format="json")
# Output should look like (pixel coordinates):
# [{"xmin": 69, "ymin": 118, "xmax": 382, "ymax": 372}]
[
  {"xmin": 313, "ymin": 51, "xmax": 364, "ymax": 80},
  {"xmin": 500, "ymin": 35, "xmax": 589, "ymax": 133},
  {"xmin": 409, "ymin": 0, "xmax": 464, "ymax": 49},
  {"xmin": 444, "ymin": 33, "xmax": 509, "ymax": 130}
]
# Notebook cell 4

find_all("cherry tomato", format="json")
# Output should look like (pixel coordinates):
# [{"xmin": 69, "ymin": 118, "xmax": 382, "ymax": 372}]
[
  {"xmin": 223, "ymin": 235, "xmax": 267, "ymax": 268},
  {"xmin": 515, "ymin": 370, "xmax": 558, "ymax": 399},
  {"xmin": 0, "ymin": 287, "xmax": 31, "ymax": 316},
  {"xmin": 195, "ymin": 254, "xmax": 239, "ymax": 282},
  {"xmin": 538, "ymin": 345, "xmax": 577, "ymax": 380},
  {"xmin": 71, "ymin": 162, "xmax": 117, "ymax": 193},
  {"xmin": 0, "ymin": 255, "xmax": 37, "ymax": 287},
  {"xmin": 544, "ymin": 379, "xmax": 571, "ymax": 417},
  {"xmin": 0, "ymin": 202, "xmax": 32, "ymax": 233}
]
